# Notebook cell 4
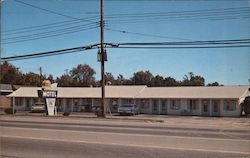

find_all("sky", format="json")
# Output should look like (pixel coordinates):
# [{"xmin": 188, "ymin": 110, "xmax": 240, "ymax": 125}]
[{"xmin": 1, "ymin": 0, "xmax": 250, "ymax": 85}]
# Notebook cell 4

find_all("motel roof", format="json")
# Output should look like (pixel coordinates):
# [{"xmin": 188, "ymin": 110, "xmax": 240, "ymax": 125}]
[
  {"xmin": 138, "ymin": 86, "xmax": 249, "ymax": 99},
  {"xmin": 7, "ymin": 85, "xmax": 249, "ymax": 99},
  {"xmin": 7, "ymin": 86, "xmax": 146, "ymax": 99}
]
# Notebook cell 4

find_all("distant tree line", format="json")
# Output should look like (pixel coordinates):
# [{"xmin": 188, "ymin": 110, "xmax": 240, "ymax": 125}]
[{"xmin": 0, "ymin": 61, "xmax": 222, "ymax": 87}]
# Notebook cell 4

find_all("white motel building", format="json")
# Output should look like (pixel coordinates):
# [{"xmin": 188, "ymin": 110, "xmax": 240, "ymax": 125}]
[{"xmin": 8, "ymin": 85, "xmax": 250, "ymax": 117}]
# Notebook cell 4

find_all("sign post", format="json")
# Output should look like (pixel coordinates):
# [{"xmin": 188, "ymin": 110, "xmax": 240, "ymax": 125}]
[{"xmin": 38, "ymin": 80, "xmax": 58, "ymax": 116}]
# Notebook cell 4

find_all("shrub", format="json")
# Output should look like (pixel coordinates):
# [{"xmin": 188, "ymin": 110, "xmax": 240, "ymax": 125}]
[{"xmin": 4, "ymin": 108, "xmax": 16, "ymax": 114}]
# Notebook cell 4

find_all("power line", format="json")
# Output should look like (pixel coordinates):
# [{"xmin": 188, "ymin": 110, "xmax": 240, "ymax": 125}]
[
  {"xmin": 0, "ymin": 44, "xmax": 99, "ymax": 61},
  {"xmin": 2, "ymin": 16, "xmax": 99, "ymax": 35},
  {"xmin": 4, "ymin": 6, "xmax": 249, "ymax": 35},
  {"xmin": 104, "ymin": 7, "xmax": 250, "ymax": 18},
  {"xmin": 105, "ymin": 13, "xmax": 250, "ymax": 24},
  {"xmin": 2, "ymin": 38, "xmax": 249, "ymax": 61},
  {"xmin": 104, "ymin": 28, "xmax": 193, "ymax": 41},
  {"xmin": 1, "ymin": 0, "xmax": 99, "ymax": 44},
  {"xmin": 115, "ymin": 39, "xmax": 250, "ymax": 46},
  {"xmin": 2, "ymin": 22, "xmax": 98, "ymax": 41},
  {"xmin": 109, "ymin": 45, "xmax": 250, "ymax": 49},
  {"xmin": 104, "ymin": 7, "xmax": 250, "ymax": 24},
  {"xmin": 1, "ymin": 26, "xmax": 99, "ymax": 44},
  {"xmin": 14, "ymin": 0, "xmax": 95, "ymax": 22}
]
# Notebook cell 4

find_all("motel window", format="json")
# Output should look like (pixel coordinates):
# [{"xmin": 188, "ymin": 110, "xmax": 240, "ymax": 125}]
[
  {"xmin": 153, "ymin": 100, "xmax": 158, "ymax": 111},
  {"xmin": 66, "ymin": 99, "xmax": 71, "ymax": 106},
  {"xmin": 189, "ymin": 99, "xmax": 199, "ymax": 110},
  {"xmin": 73, "ymin": 99, "xmax": 79, "ymax": 106},
  {"xmin": 212, "ymin": 100, "xmax": 220, "ymax": 112},
  {"xmin": 15, "ymin": 98, "xmax": 23, "ymax": 106},
  {"xmin": 170, "ymin": 99, "xmax": 180, "ymax": 110},
  {"xmin": 141, "ymin": 99, "xmax": 149, "ymax": 109},
  {"xmin": 202, "ymin": 100, "xmax": 209, "ymax": 112},
  {"xmin": 153, "ymin": 100, "xmax": 158, "ymax": 108},
  {"xmin": 122, "ymin": 99, "xmax": 134, "ymax": 105},
  {"xmin": 111, "ymin": 99, "xmax": 118, "ymax": 110},
  {"xmin": 56, "ymin": 99, "xmax": 61, "ymax": 106},
  {"xmin": 161, "ymin": 100, "xmax": 167, "ymax": 111},
  {"xmin": 33, "ymin": 98, "xmax": 39, "ymax": 103},
  {"xmin": 82, "ymin": 99, "xmax": 91, "ymax": 105},
  {"xmin": 86, "ymin": 99, "xmax": 92, "ymax": 105},
  {"xmin": 223, "ymin": 100, "xmax": 236, "ymax": 111}
]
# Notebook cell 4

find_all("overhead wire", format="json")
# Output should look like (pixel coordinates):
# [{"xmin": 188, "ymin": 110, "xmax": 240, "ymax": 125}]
[
  {"xmin": 0, "ymin": 0, "xmax": 100, "ymax": 44},
  {"xmin": 2, "ymin": 22, "xmax": 98, "ymax": 41},
  {"xmin": 1, "ymin": 26, "xmax": 99, "ymax": 44},
  {"xmin": 105, "ymin": 39, "xmax": 250, "ymax": 49},
  {"xmin": 2, "ymin": 16, "xmax": 99, "ymax": 35},
  {"xmin": 104, "ymin": 7, "xmax": 250, "ymax": 18},
  {"xmin": 2, "ymin": 38, "xmax": 250, "ymax": 61},
  {"xmin": 104, "ymin": 27, "xmax": 194, "ymax": 41},
  {"xmin": 4, "ymin": 6, "xmax": 249, "ymax": 34},
  {"xmin": 116, "ymin": 39, "xmax": 250, "ymax": 46},
  {"xmin": 0, "ymin": 44, "xmax": 100, "ymax": 61},
  {"xmin": 13, "ymin": 0, "xmax": 96, "ymax": 22},
  {"xmin": 104, "ymin": 7, "xmax": 250, "ymax": 24},
  {"xmin": 110, "ymin": 45, "xmax": 250, "ymax": 49},
  {"xmin": 2, "ymin": 0, "xmax": 100, "ymax": 44}
]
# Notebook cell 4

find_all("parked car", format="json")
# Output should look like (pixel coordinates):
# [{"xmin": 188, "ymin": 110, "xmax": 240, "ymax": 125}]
[
  {"xmin": 118, "ymin": 104, "xmax": 139, "ymax": 115},
  {"xmin": 31, "ymin": 102, "xmax": 45, "ymax": 113}
]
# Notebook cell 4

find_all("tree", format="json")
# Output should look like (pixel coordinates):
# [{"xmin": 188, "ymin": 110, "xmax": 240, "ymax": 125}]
[
  {"xmin": 56, "ymin": 74, "xmax": 73, "ymax": 87},
  {"xmin": 105, "ymin": 72, "xmax": 115, "ymax": 85},
  {"xmin": 164, "ymin": 77, "xmax": 180, "ymax": 87},
  {"xmin": 207, "ymin": 82, "xmax": 220, "ymax": 86},
  {"xmin": 70, "ymin": 64, "xmax": 96, "ymax": 87},
  {"xmin": 46, "ymin": 74, "xmax": 54, "ymax": 83},
  {"xmin": 0, "ymin": 61, "xmax": 24, "ymax": 85},
  {"xmin": 131, "ymin": 70, "xmax": 153, "ymax": 86},
  {"xmin": 150, "ymin": 75, "xmax": 164, "ymax": 87},
  {"xmin": 181, "ymin": 72, "xmax": 205, "ymax": 86},
  {"xmin": 23, "ymin": 72, "xmax": 41, "ymax": 86},
  {"xmin": 116, "ymin": 74, "xmax": 125, "ymax": 85}
]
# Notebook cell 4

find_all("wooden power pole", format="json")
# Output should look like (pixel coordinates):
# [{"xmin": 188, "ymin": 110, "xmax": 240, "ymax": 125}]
[{"xmin": 100, "ymin": 0, "xmax": 106, "ymax": 118}]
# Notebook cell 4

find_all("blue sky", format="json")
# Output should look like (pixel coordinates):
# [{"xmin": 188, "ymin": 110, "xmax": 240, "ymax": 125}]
[{"xmin": 1, "ymin": 0, "xmax": 250, "ymax": 85}]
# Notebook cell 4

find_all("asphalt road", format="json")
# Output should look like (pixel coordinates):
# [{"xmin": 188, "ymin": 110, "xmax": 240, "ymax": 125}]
[{"xmin": 1, "ymin": 119, "xmax": 249, "ymax": 158}]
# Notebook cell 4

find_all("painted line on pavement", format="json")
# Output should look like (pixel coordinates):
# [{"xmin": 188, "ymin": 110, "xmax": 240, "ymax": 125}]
[{"xmin": 1, "ymin": 135, "xmax": 249, "ymax": 155}]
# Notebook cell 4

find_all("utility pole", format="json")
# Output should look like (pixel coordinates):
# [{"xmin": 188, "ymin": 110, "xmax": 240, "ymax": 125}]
[{"xmin": 100, "ymin": 0, "xmax": 106, "ymax": 117}]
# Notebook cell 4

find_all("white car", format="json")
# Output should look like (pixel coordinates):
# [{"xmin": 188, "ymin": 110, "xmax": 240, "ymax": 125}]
[
  {"xmin": 118, "ymin": 104, "xmax": 139, "ymax": 115},
  {"xmin": 31, "ymin": 102, "xmax": 45, "ymax": 113}
]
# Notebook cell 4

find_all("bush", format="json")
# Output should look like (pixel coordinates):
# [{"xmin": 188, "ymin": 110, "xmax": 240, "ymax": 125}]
[
  {"xmin": 4, "ymin": 108, "xmax": 16, "ymax": 114},
  {"xmin": 63, "ymin": 112, "xmax": 70, "ymax": 116}
]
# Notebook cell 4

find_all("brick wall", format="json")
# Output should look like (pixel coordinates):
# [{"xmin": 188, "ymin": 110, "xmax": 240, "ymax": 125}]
[{"xmin": 0, "ymin": 96, "xmax": 11, "ymax": 108}]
